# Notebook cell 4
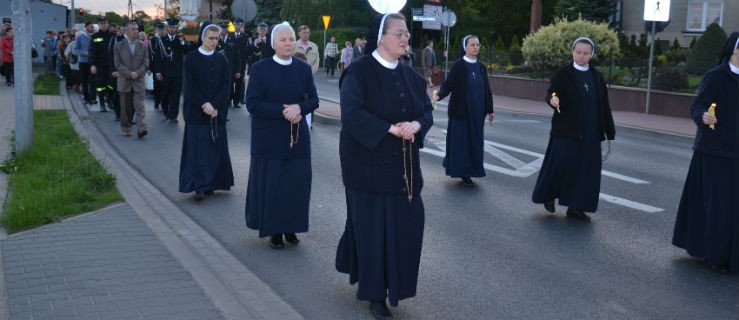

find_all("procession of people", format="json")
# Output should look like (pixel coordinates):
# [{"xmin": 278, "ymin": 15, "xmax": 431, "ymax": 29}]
[{"xmin": 33, "ymin": 8, "xmax": 736, "ymax": 320}]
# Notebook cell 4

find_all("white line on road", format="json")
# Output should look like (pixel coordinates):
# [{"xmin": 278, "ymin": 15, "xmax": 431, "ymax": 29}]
[{"xmin": 599, "ymin": 193, "xmax": 664, "ymax": 213}]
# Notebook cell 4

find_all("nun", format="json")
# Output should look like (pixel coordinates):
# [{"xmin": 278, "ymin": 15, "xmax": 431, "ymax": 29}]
[
  {"xmin": 531, "ymin": 36, "xmax": 616, "ymax": 222},
  {"xmin": 335, "ymin": 13, "xmax": 433, "ymax": 319},
  {"xmin": 672, "ymin": 32, "xmax": 739, "ymax": 274},
  {"xmin": 433, "ymin": 35, "xmax": 495, "ymax": 186},
  {"xmin": 244, "ymin": 22, "xmax": 319, "ymax": 249},
  {"xmin": 178, "ymin": 22, "xmax": 234, "ymax": 200}
]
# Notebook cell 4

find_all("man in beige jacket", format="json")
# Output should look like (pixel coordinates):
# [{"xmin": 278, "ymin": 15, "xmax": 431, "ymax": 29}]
[{"xmin": 114, "ymin": 21, "xmax": 149, "ymax": 138}]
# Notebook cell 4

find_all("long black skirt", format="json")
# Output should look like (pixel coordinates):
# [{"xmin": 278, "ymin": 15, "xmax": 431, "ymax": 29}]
[
  {"xmin": 672, "ymin": 152, "xmax": 739, "ymax": 273},
  {"xmin": 244, "ymin": 157, "xmax": 311, "ymax": 237},
  {"xmin": 179, "ymin": 122, "xmax": 234, "ymax": 193},
  {"xmin": 335, "ymin": 188, "xmax": 425, "ymax": 307},
  {"xmin": 532, "ymin": 136, "xmax": 602, "ymax": 212}
]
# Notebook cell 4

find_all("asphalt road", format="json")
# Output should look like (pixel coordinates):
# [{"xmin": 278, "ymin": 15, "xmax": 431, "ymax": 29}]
[{"xmin": 85, "ymin": 76, "xmax": 737, "ymax": 319}]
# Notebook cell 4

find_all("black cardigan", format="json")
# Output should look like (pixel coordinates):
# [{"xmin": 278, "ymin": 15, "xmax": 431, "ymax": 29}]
[
  {"xmin": 690, "ymin": 61, "xmax": 739, "ymax": 158},
  {"xmin": 338, "ymin": 55, "xmax": 434, "ymax": 195},
  {"xmin": 436, "ymin": 58, "xmax": 494, "ymax": 119},
  {"xmin": 544, "ymin": 63, "xmax": 616, "ymax": 141}
]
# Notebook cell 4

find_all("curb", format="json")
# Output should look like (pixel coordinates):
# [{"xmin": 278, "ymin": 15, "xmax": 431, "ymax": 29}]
[{"xmin": 64, "ymin": 88, "xmax": 304, "ymax": 320}]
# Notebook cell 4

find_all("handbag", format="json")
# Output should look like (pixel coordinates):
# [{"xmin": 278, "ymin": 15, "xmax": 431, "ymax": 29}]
[
  {"xmin": 31, "ymin": 47, "xmax": 38, "ymax": 59},
  {"xmin": 68, "ymin": 53, "xmax": 78, "ymax": 64}
]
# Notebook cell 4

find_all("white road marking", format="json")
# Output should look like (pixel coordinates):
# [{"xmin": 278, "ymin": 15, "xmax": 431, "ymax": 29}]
[
  {"xmin": 422, "ymin": 132, "xmax": 663, "ymax": 213},
  {"xmin": 599, "ymin": 193, "xmax": 664, "ymax": 213}
]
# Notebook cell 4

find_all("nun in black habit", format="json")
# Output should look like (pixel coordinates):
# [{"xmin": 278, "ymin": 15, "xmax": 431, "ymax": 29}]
[
  {"xmin": 335, "ymin": 13, "xmax": 434, "ymax": 319},
  {"xmin": 433, "ymin": 35, "xmax": 495, "ymax": 186},
  {"xmin": 244, "ymin": 22, "xmax": 318, "ymax": 249},
  {"xmin": 672, "ymin": 32, "xmax": 739, "ymax": 274},
  {"xmin": 179, "ymin": 23, "xmax": 234, "ymax": 200},
  {"xmin": 531, "ymin": 37, "xmax": 615, "ymax": 222}
]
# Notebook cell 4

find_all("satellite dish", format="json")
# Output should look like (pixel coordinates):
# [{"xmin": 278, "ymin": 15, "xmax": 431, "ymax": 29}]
[
  {"xmin": 231, "ymin": 0, "xmax": 258, "ymax": 22},
  {"xmin": 440, "ymin": 11, "xmax": 457, "ymax": 27},
  {"xmin": 367, "ymin": 0, "xmax": 407, "ymax": 14}
]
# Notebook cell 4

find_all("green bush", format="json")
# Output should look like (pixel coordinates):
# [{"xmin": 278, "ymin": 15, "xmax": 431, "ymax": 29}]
[
  {"xmin": 685, "ymin": 23, "xmax": 727, "ymax": 75},
  {"xmin": 654, "ymin": 67, "xmax": 689, "ymax": 91},
  {"xmin": 522, "ymin": 16, "xmax": 620, "ymax": 74}
]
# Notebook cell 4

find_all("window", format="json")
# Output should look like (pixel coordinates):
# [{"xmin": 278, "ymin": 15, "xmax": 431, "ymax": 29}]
[{"xmin": 686, "ymin": 1, "xmax": 724, "ymax": 31}]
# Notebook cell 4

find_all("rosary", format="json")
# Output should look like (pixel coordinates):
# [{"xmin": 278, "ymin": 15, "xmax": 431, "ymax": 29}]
[
  {"xmin": 289, "ymin": 122, "xmax": 300, "ymax": 148},
  {"xmin": 402, "ymin": 139, "xmax": 413, "ymax": 202}
]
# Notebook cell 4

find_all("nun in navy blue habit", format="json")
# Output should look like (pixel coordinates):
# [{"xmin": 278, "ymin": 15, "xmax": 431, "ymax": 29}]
[
  {"xmin": 179, "ymin": 23, "xmax": 234, "ymax": 200},
  {"xmin": 433, "ymin": 35, "xmax": 495, "ymax": 186},
  {"xmin": 244, "ymin": 22, "xmax": 318, "ymax": 249},
  {"xmin": 672, "ymin": 32, "xmax": 739, "ymax": 274},
  {"xmin": 531, "ymin": 37, "xmax": 615, "ymax": 222},
  {"xmin": 335, "ymin": 13, "xmax": 433, "ymax": 319}
]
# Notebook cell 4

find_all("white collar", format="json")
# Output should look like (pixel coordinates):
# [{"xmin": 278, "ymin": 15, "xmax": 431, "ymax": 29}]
[
  {"xmin": 730, "ymin": 61, "xmax": 739, "ymax": 75},
  {"xmin": 573, "ymin": 61, "xmax": 589, "ymax": 71},
  {"xmin": 272, "ymin": 55, "xmax": 292, "ymax": 65},
  {"xmin": 198, "ymin": 47, "xmax": 214, "ymax": 56},
  {"xmin": 463, "ymin": 56, "xmax": 477, "ymax": 63},
  {"xmin": 372, "ymin": 50, "xmax": 398, "ymax": 69}
]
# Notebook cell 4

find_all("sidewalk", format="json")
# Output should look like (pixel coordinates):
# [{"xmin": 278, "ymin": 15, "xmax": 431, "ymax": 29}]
[
  {"xmin": 314, "ymin": 86, "xmax": 696, "ymax": 138},
  {"xmin": 0, "ymin": 80, "xmax": 302, "ymax": 320}
]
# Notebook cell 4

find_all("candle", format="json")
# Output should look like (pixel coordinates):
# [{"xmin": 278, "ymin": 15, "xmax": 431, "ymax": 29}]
[
  {"xmin": 708, "ymin": 102, "xmax": 716, "ymax": 130},
  {"xmin": 552, "ymin": 92, "xmax": 560, "ymax": 113}
]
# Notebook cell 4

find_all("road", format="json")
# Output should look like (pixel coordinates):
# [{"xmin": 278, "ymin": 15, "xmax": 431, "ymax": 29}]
[{"xmin": 83, "ymin": 75, "xmax": 737, "ymax": 319}]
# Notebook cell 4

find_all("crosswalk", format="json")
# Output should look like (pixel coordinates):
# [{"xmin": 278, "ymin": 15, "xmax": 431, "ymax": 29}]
[{"xmin": 422, "ymin": 130, "xmax": 664, "ymax": 213}]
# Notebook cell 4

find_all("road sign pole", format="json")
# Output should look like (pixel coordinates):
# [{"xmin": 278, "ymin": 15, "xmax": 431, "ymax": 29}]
[{"xmin": 645, "ymin": 21, "xmax": 656, "ymax": 114}]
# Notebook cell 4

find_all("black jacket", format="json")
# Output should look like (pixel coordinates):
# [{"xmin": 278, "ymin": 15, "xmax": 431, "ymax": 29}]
[
  {"xmin": 89, "ymin": 30, "xmax": 114, "ymax": 68},
  {"xmin": 691, "ymin": 61, "xmax": 739, "ymax": 158},
  {"xmin": 338, "ymin": 55, "xmax": 434, "ymax": 195},
  {"xmin": 152, "ymin": 34, "xmax": 189, "ymax": 77},
  {"xmin": 436, "ymin": 58, "xmax": 494, "ymax": 119},
  {"xmin": 217, "ymin": 33, "xmax": 243, "ymax": 76},
  {"xmin": 545, "ymin": 63, "xmax": 616, "ymax": 141}
]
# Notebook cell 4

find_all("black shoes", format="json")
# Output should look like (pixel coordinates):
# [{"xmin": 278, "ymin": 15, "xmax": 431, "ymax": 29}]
[
  {"xmin": 544, "ymin": 201, "xmax": 555, "ymax": 213},
  {"xmin": 284, "ymin": 233, "xmax": 299, "ymax": 244},
  {"xmin": 269, "ymin": 233, "xmax": 299, "ymax": 249},
  {"xmin": 566, "ymin": 208, "xmax": 591, "ymax": 222},
  {"xmin": 460, "ymin": 177, "xmax": 474, "ymax": 187},
  {"xmin": 204, "ymin": 191, "xmax": 214, "ymax": 196},
  {"xmin": 137, "ymin": 130, "xmax": 148, "ymax": 138},
  {"xmin": 269, "ymin": 234, "xmax": 285, "ymax": 249},
  {"xmin": 369, "ymin": 300, "xmax": 392, "ymax": 320},
  {"xmin": 194, "ymin": 192, "xmax": 205, "ymax": 201}
]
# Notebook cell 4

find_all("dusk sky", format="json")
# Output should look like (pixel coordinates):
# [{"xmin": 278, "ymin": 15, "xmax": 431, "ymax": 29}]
[{"xmin": 69, "ymin": 0, "xmax": 164, "ymax": 18}]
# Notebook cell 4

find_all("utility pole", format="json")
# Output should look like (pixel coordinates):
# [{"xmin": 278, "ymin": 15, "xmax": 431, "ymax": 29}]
[
  {"xmin": 12, "ymin": 0, "xmax": 34, "ymax": 152},
  {"xmin": 164, "ymin": 0, "xmax": 167, "ymax": 18},
  {"xmin": 71, "ymin": 0, "xmax": 76, "ymax": 27}
]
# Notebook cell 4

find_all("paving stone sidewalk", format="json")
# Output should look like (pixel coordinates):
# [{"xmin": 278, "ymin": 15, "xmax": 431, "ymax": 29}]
[{"xmin": 2, "ymin": 204, "xmax": 224, "ymax": 320}]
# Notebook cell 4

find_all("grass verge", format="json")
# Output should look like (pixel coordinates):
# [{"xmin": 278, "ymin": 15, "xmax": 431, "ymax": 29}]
[
  {"xmin": 33, "ymin": 73, "xmax": 61, "ymax": 95},
  {"xmin": 0, "ymin": 111, "xmax": 123, "ymax": 233}
]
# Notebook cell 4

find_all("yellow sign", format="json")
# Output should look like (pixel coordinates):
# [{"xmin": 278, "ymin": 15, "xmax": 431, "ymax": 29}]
[{"xmin": 322, "ymin": 15, "xmax": 331, "ymax": 30}]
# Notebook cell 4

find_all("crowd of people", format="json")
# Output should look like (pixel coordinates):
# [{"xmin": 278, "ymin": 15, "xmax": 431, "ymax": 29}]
[{"xmin": 2, "ymin": 12, "xmax": 735, "ymax": 320}]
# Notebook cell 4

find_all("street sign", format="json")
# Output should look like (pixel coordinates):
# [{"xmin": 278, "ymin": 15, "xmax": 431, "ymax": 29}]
[
  {"xmin": 231, "ymin": 0, "xmax": 258, "ymax": 22},
  {"xmin": 322, "ymin": 15, "xmax": 331, "ymax": 30},
  {"xmin": 413, "ymin": 16, "xmax": 438, "ymax": 22},
  {"xmin": 440, "ymin": 11, "xmax": 456, "ymax": 27},
  {"xmin": 643, "ymin": 0, "xmax": 670, "ymax": 22}
]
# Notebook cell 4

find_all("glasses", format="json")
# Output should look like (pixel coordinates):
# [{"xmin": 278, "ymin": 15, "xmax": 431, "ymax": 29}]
[{"xmin": 388, "ymin": 32, "xmax": 411, "ymax": 40}]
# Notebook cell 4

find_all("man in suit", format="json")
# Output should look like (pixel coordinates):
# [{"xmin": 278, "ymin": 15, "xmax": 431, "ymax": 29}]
[
  {"xmin": 245, "ymin": 22, "xmax": 270, "ymax": 75},
  {"xmin": 152, "ymin": 18, "xmax": 190, "ymax": 122},
  {"xmin": 114, "ymin": 22, "xmax": 149, "ymax": 138},
  {"xmin": 150, "ymin": 23, "xmax": 165, "ymax": 111},
  {"xmin": 216, "ymin": 22, "xmax": 243, "ymax": 108},
  {"xmin": 231, "ymin": 18, "xmax": 250, "ymax": 108}
]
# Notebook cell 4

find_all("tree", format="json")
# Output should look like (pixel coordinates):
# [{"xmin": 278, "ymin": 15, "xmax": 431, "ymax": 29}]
[
  {"xmin": 684, "ymin": 23, "xmax": 727, "ymax": 75},
  {"xmin": 522, "ymin": 16, "xmax": 620, "ymax": 74},
  {"xmin": 554, "ymin": 0, "xmax": 618, "ymax": 24},
  {"xmin": 103, "ymin": 12, "xmax": 125, "ymax": 26}
]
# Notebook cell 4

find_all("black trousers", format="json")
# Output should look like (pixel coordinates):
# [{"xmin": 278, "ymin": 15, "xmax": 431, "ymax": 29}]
[
  {"xmin": 2, "ymin": 62, "xmax": 13, "ymax": 83},
  {"xmin": 153, "ymin": 76, "xmax": 162, "ymax": 107},
  {"xmin": 161, "ymin": 76, "xmax": 182, "ymax": 120},
  {"xmin": 233, "ymin": 75, "xmax": 245, "ymax": 106},
  {"xmin": 79, "ymin": 62, "xmax": 94, "ymax": 102},
  {"xmin": 95, "ymin": 65, "xmax": 114, "ymax": 108}
]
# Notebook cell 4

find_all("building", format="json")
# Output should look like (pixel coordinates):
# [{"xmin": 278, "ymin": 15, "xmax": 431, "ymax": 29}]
[
  {"xmin": 0, "ymin": 0, "xmax": 68, "ymax": 63},
  {"xmin": 618, "ymin": 0, "xmax": 738, "ymax": 47}
]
